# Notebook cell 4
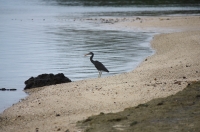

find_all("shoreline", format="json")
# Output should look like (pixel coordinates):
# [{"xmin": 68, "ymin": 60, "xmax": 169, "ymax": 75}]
[{"xmin": 0, "ymin": 16, "xmax": 200, "ymax": 132}]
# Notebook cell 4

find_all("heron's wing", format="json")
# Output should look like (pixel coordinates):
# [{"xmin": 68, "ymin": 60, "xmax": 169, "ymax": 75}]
[{"xmin": 93, "ymin": 61, "xmax": 109, "ymax": 72}]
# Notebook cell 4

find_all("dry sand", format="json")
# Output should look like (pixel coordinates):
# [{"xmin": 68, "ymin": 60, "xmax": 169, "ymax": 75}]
[{"xmin": 0, "ymin": 16, "xmax": 200, "ymax": 132}]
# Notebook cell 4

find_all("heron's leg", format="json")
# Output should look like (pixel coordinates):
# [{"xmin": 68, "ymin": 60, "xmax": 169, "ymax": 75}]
[
  {"xmin": 99, "ymin": 71, "xmax": 102, "ymax": 78},
  {"xmin": 98, "ymin": 71, "xmax": 100, "ymax": 78}
]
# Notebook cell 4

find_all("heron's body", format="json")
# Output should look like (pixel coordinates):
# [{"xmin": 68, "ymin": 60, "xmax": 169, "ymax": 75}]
[{"xmin": 85, "ymin": 52, "xmax": 109, "ymax": 78}]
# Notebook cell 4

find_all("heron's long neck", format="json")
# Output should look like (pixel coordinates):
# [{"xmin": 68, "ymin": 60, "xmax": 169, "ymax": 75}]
[{"xmin": 90, "ymin": 54, "xmax": 94, "ymax": 63}]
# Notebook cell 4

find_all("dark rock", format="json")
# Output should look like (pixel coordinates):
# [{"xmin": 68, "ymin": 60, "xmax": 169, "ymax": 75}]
[
  {"xmin": 9, "ymin": 88, "xmax": 17, "ymax": 91},
  {"xmin": 174, "ymin": 81, "xmax": 181, "ymax": 85},
  {"xmin": 0, "ymin": 88, "xmax": 17, "ymax": 91},
  {"xmin": 24, "ymin": 73, "xmax": 71, "ymax": 90},
  {"xmin": 0, "ymin": 88, "xmax": 6, "ymax": 91},
  {"xmin": 183, "ymin": 76, "xmax": 187, "ymax": 79},
  {"xmin": 108, "ymin": 116, "xmax": 127, "ymax": 122},
  {"xmin": 186, "ymin": 64, "xmax": 190, "ymax": 67},
  {"xmin": 157, "ymin": 102, "xmax": 164, "ymax": 106},
  {"xmin": 56, "ymin": 114, "xmax": 60, "ymax": 116},
  {"xmin": 196, "ymin": 95, "xmax": 200, "ymax": 98}
]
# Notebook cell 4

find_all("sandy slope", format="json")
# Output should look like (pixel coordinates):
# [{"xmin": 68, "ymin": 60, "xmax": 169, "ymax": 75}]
[{"xmin": 0, "ymin": 16, "xmax": 200, "ymax": 132}]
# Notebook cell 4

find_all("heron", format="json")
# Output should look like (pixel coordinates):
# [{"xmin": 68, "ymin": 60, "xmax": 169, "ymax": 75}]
[{"xmin": 85, "ymin": 52, "xmax": 109, "ymax": 78}]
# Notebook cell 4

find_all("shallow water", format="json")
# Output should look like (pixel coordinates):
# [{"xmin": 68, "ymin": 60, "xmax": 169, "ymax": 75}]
[{"xmin": 0, "ymin": 0, "xmax": 199, "ymax": 112}]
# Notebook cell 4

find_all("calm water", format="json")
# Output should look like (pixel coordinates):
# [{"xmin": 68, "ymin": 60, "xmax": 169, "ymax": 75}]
[{"xmin": 0, "ymin": 0, "xmax": 199, "ymax": 112}]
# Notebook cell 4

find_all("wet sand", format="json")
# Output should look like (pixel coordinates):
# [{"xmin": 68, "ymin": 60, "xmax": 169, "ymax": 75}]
[{"xmin": 0, "ymin": 16, "xmax": 200, "ymax": 132}]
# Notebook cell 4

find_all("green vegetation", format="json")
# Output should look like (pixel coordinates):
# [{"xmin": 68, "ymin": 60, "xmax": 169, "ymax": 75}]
[{"xmin": 77, "ymin": 81, "xmax": 200, "ymax": 132}]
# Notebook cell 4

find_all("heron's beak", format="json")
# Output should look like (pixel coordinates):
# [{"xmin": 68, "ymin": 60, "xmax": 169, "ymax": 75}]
[{"xmin": 84, "ymin": 53, "xmax": 90, "ymax": 56}]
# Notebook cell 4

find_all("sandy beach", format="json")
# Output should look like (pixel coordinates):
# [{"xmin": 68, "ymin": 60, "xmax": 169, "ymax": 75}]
[{"xmin": 0, "ymin": 16, "xmax": 200, "ymax": 132}]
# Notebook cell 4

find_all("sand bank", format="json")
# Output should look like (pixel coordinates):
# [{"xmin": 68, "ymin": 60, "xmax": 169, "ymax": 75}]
[
  {"xmin": 0, "ymin": 16, "xmax": 200, "ymax": 132},
  {"xmin": 113, "ymin": 16, "xmax": 200, "ymax": 32}
]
